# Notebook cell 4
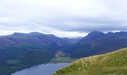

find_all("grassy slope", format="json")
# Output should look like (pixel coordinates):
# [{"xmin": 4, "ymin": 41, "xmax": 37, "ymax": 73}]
[{"xmin": 54, "ymin": 48, "xmax": 127, "ymax": 75}]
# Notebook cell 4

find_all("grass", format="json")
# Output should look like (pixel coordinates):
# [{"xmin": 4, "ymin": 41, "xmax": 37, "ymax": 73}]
[{"xmin": 53, "ymin": 48, "xmax": 127, "ymax": 75}]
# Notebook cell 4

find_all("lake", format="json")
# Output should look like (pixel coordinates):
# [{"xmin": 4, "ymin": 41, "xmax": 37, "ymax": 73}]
[{"xmin": 12, "ymin": 63, "xmax": 69, "ymax": 75}]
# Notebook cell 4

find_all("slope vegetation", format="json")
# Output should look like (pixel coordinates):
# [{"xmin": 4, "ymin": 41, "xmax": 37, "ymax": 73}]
[{"xmin": 54, "ymin": 48, "xmax": 127, "ymax": 75}]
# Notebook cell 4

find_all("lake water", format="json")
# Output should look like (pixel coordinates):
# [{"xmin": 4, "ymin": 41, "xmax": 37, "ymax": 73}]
[{"xmin": 12, "ymin": 63, "xmax": 69, "ymax": 75}]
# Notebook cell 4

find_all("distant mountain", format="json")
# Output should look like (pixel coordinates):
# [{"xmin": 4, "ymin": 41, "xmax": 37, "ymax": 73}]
[
  {"xmin": 54, "ymin": 48, "xmax": 127, "ymax": 75},
  {"xmin": 69, "ymin": 31, "xmax": 127, "ymax": 58},
  {"xmin": 0, "ymin": 32, "xmax": 77, "ymax": 49}
]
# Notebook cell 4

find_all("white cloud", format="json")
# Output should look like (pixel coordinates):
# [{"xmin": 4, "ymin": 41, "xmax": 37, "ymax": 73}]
[{"xmin": 0, "ymin": 0, "xmax": 127, "ymax": 37}]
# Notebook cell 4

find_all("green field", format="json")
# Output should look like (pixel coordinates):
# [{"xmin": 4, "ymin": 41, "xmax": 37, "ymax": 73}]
[
  {"xmin": 54, "ymin": 48, "xmax": 127, "ymax": 75},
  {"xmin": 50, "ymin": 57, "xmax": 76, "ymax": 63}
]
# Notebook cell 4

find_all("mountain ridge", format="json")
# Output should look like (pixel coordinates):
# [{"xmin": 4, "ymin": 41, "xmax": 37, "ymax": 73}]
[{"xmin": 70, "ymin": 31, "xmax": 127, "ymax": 58}]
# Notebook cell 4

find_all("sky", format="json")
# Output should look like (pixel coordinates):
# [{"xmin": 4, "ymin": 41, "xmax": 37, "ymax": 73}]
[{"xmin": 0, "ymin": 0, "xmax": 127, "ymax": 38}]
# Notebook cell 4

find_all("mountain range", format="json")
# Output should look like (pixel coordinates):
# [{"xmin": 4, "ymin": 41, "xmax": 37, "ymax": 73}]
[
  {"xmin": 70, "ymin": 31, "xmax": 127, "ymax": 58},
  {"xmin": 1, "ymin": 31, "xmax": 127, "ymax": 75}
]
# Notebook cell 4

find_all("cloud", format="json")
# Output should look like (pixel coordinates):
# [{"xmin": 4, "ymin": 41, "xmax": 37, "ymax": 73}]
[{"xmin": 0, "ymin": 0, "xmax": 127, "ymax": 37}]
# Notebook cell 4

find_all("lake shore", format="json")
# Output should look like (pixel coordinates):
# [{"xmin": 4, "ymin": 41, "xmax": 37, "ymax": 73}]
[{"xmin": 12, "ymin": 63, "xmax": 70, "ymax": 75}]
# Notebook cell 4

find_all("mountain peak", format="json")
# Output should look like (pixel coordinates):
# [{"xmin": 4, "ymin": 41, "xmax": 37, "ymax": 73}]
[
  {"xmin": 85, "ymin": 31, "xmax": 105, "ymax": 39},
  {"xmin": 89, "ymin": 31, "xmax": 104, "ymax": 35}
]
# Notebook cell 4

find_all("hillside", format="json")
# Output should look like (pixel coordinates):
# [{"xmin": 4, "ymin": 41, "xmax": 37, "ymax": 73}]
[{"xmin": 54, "ymin": 48, "xmax": 127, "ymax": 75}]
